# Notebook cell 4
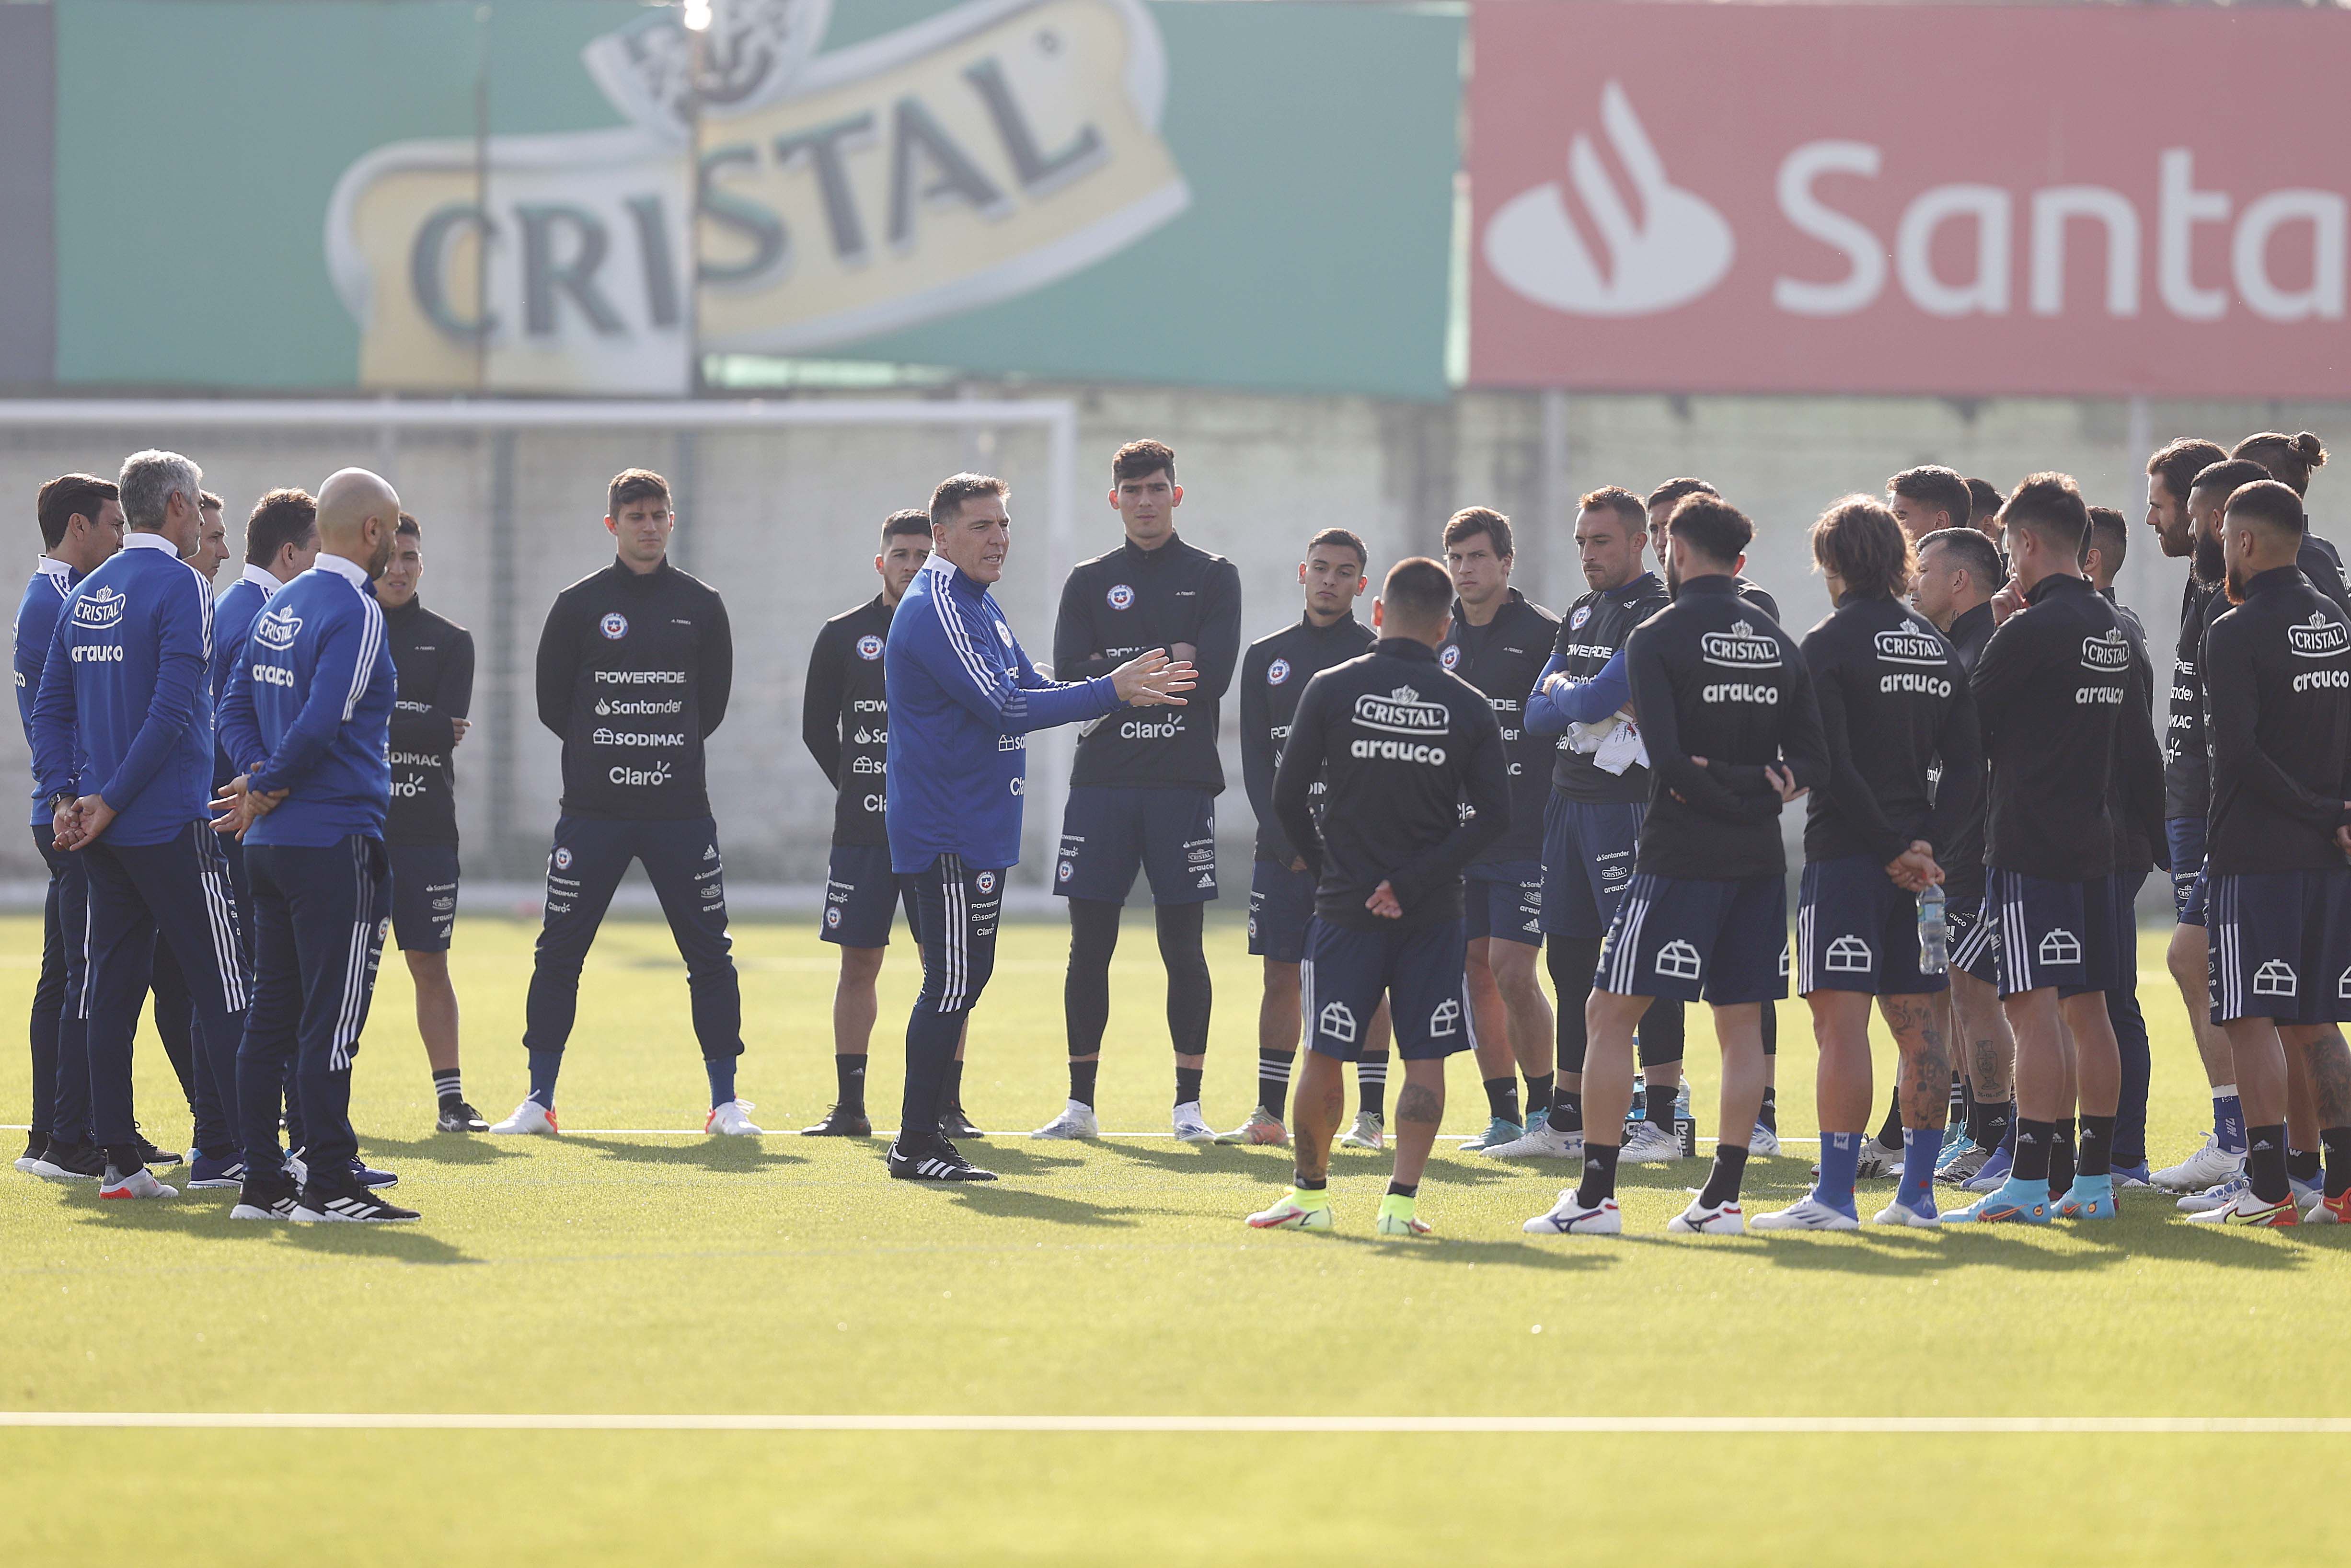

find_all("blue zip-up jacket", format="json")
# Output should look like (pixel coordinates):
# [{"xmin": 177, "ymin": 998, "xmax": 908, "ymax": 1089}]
[
  {"xmin": 15, "ymin": 556, "xmax": 79, "ymax": 826},
  {"xmin": 885, "ymin": 553, "xmax": 1122, "ymax": 873},
  {"xmin": 1525, "ymin": 645, "xmax": 1631, "ymax": 736},
  {"xmin": 210, "ymin": 564, "xmax": 279, "ymax": 788},
  {"xmin": 218, "ymin": 555, "xmax": 394, "ymax": 847},
  {"xmin": 30, "ymin": 532, "xmax": 214, "ymax": 847}
]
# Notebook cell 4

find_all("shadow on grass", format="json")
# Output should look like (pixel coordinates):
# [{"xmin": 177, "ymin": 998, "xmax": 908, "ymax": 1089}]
[
  {"xmin": 353, "ymin": 1132, "xmax": 525, "ymax": 1166},
  {"xmin": 565, "ymin": 1134, "xmax": 807, "ymax": 1172},
  {"xmin": 925, "ymin": 1142, "xmax": 1086, "ymax": 1178},
  {"xmin": 1093, "ymin": 1138, "xmax": 1258, "ymax": 1176},
  {"xmin": 1311, "ymin": 1230, "xmax": 1622, "ymax": 1273},
  {"xmin": 57, "ymin": 1191, "xmax": 478, "ymax": 1264},
  {"xmin": 931, "ymin": 1184, "xmax": 1144, "ymax": 1228}
]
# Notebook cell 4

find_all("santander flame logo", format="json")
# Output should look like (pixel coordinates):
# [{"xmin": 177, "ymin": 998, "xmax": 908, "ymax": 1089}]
[{"xmin": 1483, "ymin": 82, "xmax": 1734, "ymax": 318}]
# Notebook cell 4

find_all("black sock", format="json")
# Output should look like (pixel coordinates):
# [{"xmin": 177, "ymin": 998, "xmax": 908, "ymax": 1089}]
[
  {"xmin": 1574, "ymin": 1142, "xmax": 1621, "ymax": 1207},
  {"xmin": 1645, "ymin": 1080, "xmax": 1677, "ymax": 1128},
  {"xmin": 1295, "ymin": 1173, "xmax": 1327, "ymax": 1191},
  {"xmin": 1875, "ymin": 1084, "xmax": 1903, "ymax": 1149},
  {"xmin": 1069, "ymin": 1059, "xmax": 1099, "ymax": 1108},
  {"xmin": 2077, "ymin": 1112, "xmax": 2115, "ymax": 1179},
  {"xmin": 2013, "ymin": 1118, "xmax": 2055, "ymax": 1183},
  {"xmin": 1386, "ymin": 1179, "xmax": 1418, "ymax": 1199},
  {"xmin": 1698, "ymin": 1145, "xmax": 1749, "ymax": 1208},
  {"xmin": 1256, "ymin": 1049, "xmax": 1292, "ymax": 1119},
  {"xmin": 1524, "ymin": 1076, "xmax": 1552, "ymax": 1120},
  {"xmin": 1483, "ymin": 1075, "xmax": 1520, "ymax": 1124},
  {"xmin": 1977, "ymin": 1099, "xmax": 2011, "ymax": 1153},
  {"xmin": 2289, "ymin": 1147, "xmax": 2322, "ymax": 1185},
  {"xmin": 2321, "ymin": 1128, "xmax": 2351, "ymax": 1200},
  {"xmin": 2247, "ymin": 1123, "xmax": 2291, "ymax": 1203},
  {"xmin": 1759, "ymin": 1084, "xmax": 1778, "ymax": 1132},
  {"xmin": 1552, "ymin": 1089, "xmax": 1584, "ymax": 1134},
  {"xmin": 1359, "ymin": 1055, "xmax": 1389, "ymax": 1118},
  {"xmin": 835, "ymin": 1053, "xmax": 866, "ymax": 1112},
  {"xmin": 432, "ymin": 1068, "xmax": 463, "ymax": 1107},
  {"xmin": 1174, "ymin": 1065, "xmax": 1203, "ymax": 1108},
  {"xmin": 2047, "ymin": 1117, "xmax": 2076, "ymax": 1194}
]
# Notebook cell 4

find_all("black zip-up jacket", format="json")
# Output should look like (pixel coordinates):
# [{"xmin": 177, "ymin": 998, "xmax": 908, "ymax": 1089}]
[
  {"xmin": 1240, "ymin": 611, "xmax": 1374, "ymax": 865},
  {"xmin": 2105, "ymin": 591, "xmax": 2164, "ymax": 877},
  {"xmin": 384, "ymin": 597, "xmax": 474, "ymax": 848},
  {"xmin": 535, "ymin": 556, "xmax": 732, "ymax": 821},
  {"xmin": 1548, "ymin": 571, "xmax": 1671, "ymax": 801},
  {"xmin": 2202, "ymin": 565, "xmax": 2351, "ymax": 875},
  {"xmin": 1734, "ymin": 576, "xmax": 1781, "ymax": 623},
  {"xmin": 2303, "ymin": 533, "xmax": 2351, "ymax": 613},
  {"xmin": 1799, "ymin": 594, "xmax": 1979, "ymax": 867},
  {"xmin": 1053, "ymin": 533, "xmax": 1241, "ymax": 792},
  {"xmin": 1623, "ymin": 574, "xmax": 1829, "ymax": 881},
  {"xmin": 1440, "ymin": 588, "xmax": 1558, "ymax": 865},
  {"xmin": 1971, "ymin": 573, "xmax": 2160, "ymax": 881},
  {"xmin": 802, "ymin": 594, "xmax": 893, "ymax": 848},
  {"xmin": 2167, "ymin": 576, "xmax": 2219, "ymax": 822},
  {"xmin": 1933, "ymin": 600, "xmax": 1996, "ymax": 892},
  {"xmin": 1273, "ymin": 637, "xmax": 1510, "ymax": 931}
]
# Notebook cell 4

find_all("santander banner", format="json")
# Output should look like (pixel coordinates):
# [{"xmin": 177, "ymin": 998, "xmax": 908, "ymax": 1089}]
[{"xmin": 1468, "ymin": 3, "xmax": 2351, "ymax": 397}]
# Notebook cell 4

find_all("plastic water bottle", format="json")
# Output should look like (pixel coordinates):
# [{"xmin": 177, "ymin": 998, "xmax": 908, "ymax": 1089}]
[{"xmin": 1917, "ymin": 883, "xmax": 1950, "ymax": 975}]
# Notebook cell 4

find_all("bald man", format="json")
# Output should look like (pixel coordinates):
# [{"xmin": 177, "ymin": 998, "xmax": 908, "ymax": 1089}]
[{"xmin": 214, "ymin": 467, "xmax": 414, "ymax": 1222}]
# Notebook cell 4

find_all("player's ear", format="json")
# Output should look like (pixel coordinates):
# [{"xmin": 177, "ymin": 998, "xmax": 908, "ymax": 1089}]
[
  {"xmin": 1169, "ymin": 484, "xmax": 1183, "ymax": 507},
  {"xmin": 1296, "ymin": 562, "xmax": 1306, "ymax": 584},
  {"xmin": 1106, "ymin": 488, "xmax": 1120, "ymax": 510},
  {"xmin": 603, "ymin": 514, "xmax": 620, "ymax": 538},
  {"xmin": 1372, "ymin": 597, "xmax": 1385, "ymax": 629}
]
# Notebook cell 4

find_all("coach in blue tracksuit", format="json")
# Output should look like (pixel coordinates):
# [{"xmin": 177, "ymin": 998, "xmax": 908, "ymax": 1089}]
[
  {"xmin": 881, "ymin": 473, "xmax": 1195, "ymax": 1183},
  {"xmin": 214, "ymin": 468, "xmax": 412, "ymax": 1224},
  {"xmin": 30, "ymin": 450, "xmax": 248, "ymax": 1201}
]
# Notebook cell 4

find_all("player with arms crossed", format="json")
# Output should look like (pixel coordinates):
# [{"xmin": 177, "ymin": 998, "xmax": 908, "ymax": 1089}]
[{"xmin": 1246, "ymin": 557, "xmax": 1510, "ymax": 1237}]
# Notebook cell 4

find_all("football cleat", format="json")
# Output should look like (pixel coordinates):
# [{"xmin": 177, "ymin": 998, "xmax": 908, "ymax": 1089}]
[
  {"xmin": 229, "ymin": 1175, "xmax": 302, "ymax": 1221},
  {"xmin": 1960, "ymin": 1145, "xmax": 2015, "ymax": 1193},
  {"xmin": 1215, "ymin": 1108, "xmax": 1290, "ymax": 1147},
  {"xmin": 292, "ymin": 1186, "xmax": 420, "ymax": 1222},
  {"xmin": 2054, "ymin": 1178, "xmax": 2117, "ymax": 1220},
  {"xmin": 1752, "ymin": 1196, "xmax": 1861, "ymax": 1231},
  {"xmin": 886, "ymin": 1137, "xmax": 998, "ymax": 1182},
  {"xmin": 1619, "ymin": 1120, "xmax": 1686, "ymax": 1164},
  {"xmin": 489, "ymin": 1099, "xmax": 560, "ymax": 1136},
  {"xmin": 437, "ymin": 1101, "xmax": 490, "ymax": 1134},
  {"xmin": 1029, "ymin": 1100, "xmax": 1099, "ymax": 1140},
  {"xmin": 2178, "ymin": 1171, "xmax": 2249, "ymax": 1213},
  {"xmin": 98, "ymin": 1164, "xmax": 177, "ymax": 1200},
  {"xmin": 134, "ymin": 1129, "xmax": 184, "ymax": 1169},
  {"xmin": 1458, "ymin": 1116, "xmax": 1523, "ymax": 1153},
  {"xmin": 185, "ymin": 1153, "xmax": 246, "ymax": 1190},
  {"xmin": 1483, "ymin": 1120, "xmax": 1585, "ymax": 1160},
  {"xmin": 16, "ymin": 1132, "xmax": 46, "ymax": 1172},
  {"xmin": 1246, "ymin": 1188, "xmax": 1335, "ymax": 1231},
  {"xmin": 2153, "ymin": 1134, "xmax": 2243, "ymax": 1194},
  {"xmin": 2302, "ymin": 1189, "xmax": 2350, "ymax": 1225},
  {"xmin": 1872, "ymin": 1197, "xmax": 1943, "ymax": 1227},
  {"xmin": 1667, "ymin": 1197, "xmax": 1744, "ymax": 1235},
  {"xmin": 1942, "ymin": 1178, "xmax": 2051, "ymax": 1224},
  {"xmin": 705, "ymin": 1100, "xmax": 764, "ymax": 1136},
  {"xmin": 1523, "ymin": 1191, "xmax": 1622, "ymax": 1235},
  {"xmin": 2184, "ymin": 1189, "xmax": 2299, "ymax": 1227},
  {"xmin": 1748, "ymin": 1121, "xmax": 1781, "ymax": 1157},
  {"xmin": 1854, "ymin": 1140, "xmax": 1904, "ymax": 1180},
  {"xmin": 1337, "ymin": 1111, "xmax": 1384, "ymax": 1152},
  {"xmin": 801, "ymin": 1103, "xmax": 872, "ymax": 1137},
  {"xmin": 1375, "ymin": 1193, "xmax": 1432, "ymax": 1236},
  {"xmin": 1172, "ymin": 1102, "xmax": 1218, "ymax": 1145},
  {"xmin": 1936, "ymin": 1142, "xmax": 1993, "ymax": 1185},
  {"xmin": 2109, "ymin": 1160, "xmax": 2153, "ymax": 1189},
  {"xmin": 29, "ymin": 1140, "xmax": 104, "ymax": 1181},
  {"xmin": 938, "ymin": 1104, "xmax": 984, "ymax": 1140},
  {"xmin": 2291, "ymin": 1166, "xmax": 2324, "ymax": 1204}
]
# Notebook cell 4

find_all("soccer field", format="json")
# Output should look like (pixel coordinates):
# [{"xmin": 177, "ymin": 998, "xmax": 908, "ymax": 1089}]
[{"xmin": 3, "ymin": 911, "xmax": 2346, "ymax": 1565}]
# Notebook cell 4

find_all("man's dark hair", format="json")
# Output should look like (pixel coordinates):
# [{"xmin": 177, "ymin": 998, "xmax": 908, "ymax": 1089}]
[
  {"xmin": 1579, "ymin": 486, "xmax": 1646, "ymax": 532},
  {"xmin": 2146, "ymin": 438, "xmax": 2227, "ymax": 506},
  {"xmin": 882, "ymin": 507, "xmax": 932, "ymax": 542},
  {"xmin": 2082, "ymin": 506, "xmax": 2129, "ymax": 577},
  {"xmin": 244, "ymin": 488, "xmax": 319, "ymax": 567},
  {"xmin": 929, "ymin": 472, "xmax": 1007, "ymax": 530},
  {"xmin": 396, "ymin": 511, "xmax": 422, "ymax": 541},
  {"xmin": 35, "ymin": 473, "xmax": 117, "ymax": 551},
  {"xmin": 1646, "ymin": 477, "xmax": 1718, "ymax": 514},
  {"xmin": 1381, "ymin": 556, "xmax": 1453, "ymax": 622},
  {"xmin": 1111, "ymin": 438, "xmax": 1176, "ymax": 485},
  {"xmin": 1668, "ymin": 494, "xmax": 1753, "ymax": 566},
  {"xmin": 1920, "ymin": 526, "xmax": 2006, "ymax": 591},
  {"xmin": 199, "ymin": 490, "xmax": 224, "ymax": 515},
  {"xmin": 2224, "ymin": 478, "xmax": 2308, "ymax": 538},
  {"xmin": 2189, "ymin": 457, "xmax": 2272, "ymax": 506},
  {"xmin": 607, "ymin": 468, "xmax": 670, "ymax": 517},
  {"xmin": 1888, "ymin": 465, "xmax": 1972, "ymax": 532},
  {"xmin": 2232, "ymin": 431, "xmax": 2328, "ymax": 497},
  {"xmin": 1810, "ymin": 496, "xmax": 1915, "ymax": 601},
  {"xmin": 1442, "ymin": 506, "xmax": 1512, "ymax": 559},
  {"xmin": 1997, "ymin": 473, "xmax": 2088, "ymax": 555},
  {"xmin": 1964, "ymin": 477, "xmax": 2003, "ymax": 526},
  {"xmin": 1306, "ymin": 527, "xmax": 1367, "ymax": 571}
]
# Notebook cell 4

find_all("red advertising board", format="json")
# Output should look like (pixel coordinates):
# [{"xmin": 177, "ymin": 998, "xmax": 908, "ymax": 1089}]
[{"xmin": 1468, "ymin": 2, "xmax": 2351, "ymax": 397}]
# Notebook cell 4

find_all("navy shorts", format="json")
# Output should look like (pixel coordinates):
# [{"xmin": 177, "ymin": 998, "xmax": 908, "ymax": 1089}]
[
  {"xmin": 822, "ymin": 842, "xmax": 919, "ymax": 948},
  {"xmin": 1796, "ymin": 855, "xmax": 1947, "ymax": 996},
  {"xmin": 1986, "ymin": 868, "xmax": 2126, "ymax": 998},
  {"xmin": 1055, "ymin": 785, "xmax": 1218, "ymax": 905},
  {"xmin": 1597, "ymin": 872, "xmax": 1787, "ymax": 1005},
  {"xmin": 1247, "ymin": 857, "xmax": 1316, "ymax": 963},
  {"xmin": 1947, "ymin": 900, "xmax": 2001, "ymax": 987},
  {"xmin": 387, "ymin": 843, "xmax": 460, "ymax": 953},
  {"xmin": 1301, "ymin": 916, "xmax": 1471, "ymax": 1062},
  {"xmin": 2207, "ymin": 868, "xmax": 2351, "ymax": 1026},
  {"xmin": 1464, "ymin": 859, "xmax": 1544, "ymax": 947},
  {"xmin": 2167, "ymin": 816, "xmax": 2209, "ymax": 927},
  {"xmin": 1540, "ymin": 794, "xmax": 1644, "ymax": 938}
]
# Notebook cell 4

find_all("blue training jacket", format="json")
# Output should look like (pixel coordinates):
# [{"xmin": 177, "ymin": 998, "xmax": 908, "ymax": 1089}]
[
  {"xmin": 14, "ymin": 556, "xmax": 79, "ymax": 827},
  {"xmin": 885, "ymin": 553, "xmax": 1121, "ymax": 873},
  {"xmin": 218, "ymin": 554, "xmax": 395, "ymax": 847},
  {"xmin": 31, "ymin": 533, "xmax": 215, "ymax": 847}
]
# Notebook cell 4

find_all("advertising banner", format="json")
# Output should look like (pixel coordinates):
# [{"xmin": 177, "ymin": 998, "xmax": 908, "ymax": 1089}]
[{"xmin": 1469, "ymin": 3, "xmax": 2351, "ymax": 398}]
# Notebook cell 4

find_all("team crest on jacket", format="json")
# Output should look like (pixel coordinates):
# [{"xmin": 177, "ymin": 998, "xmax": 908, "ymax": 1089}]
[
  {"xmin": 1570, "ymin": 605, "xmax": 1592, "ymax": 630},
  {"xmin": 1440, "ymin": 645, "xmax": 1461, "ymax": 670},
  {"xmin": 553, "ymin": 847, "xmax": 573, "ymax": 870},
  {"xmin": 1267, "ymin": 657, "xmax": 1291, "ymax": 685},
  {"xmin": 1107, "ymin": 584, "xmax": 1134, "ymax": 610},
  {"xmin": 599, "ymin": 612, "xmax": 628, "ymax": 640},
  {"xmin": 977, "ymin": 870, "xmax": 998, "ymax": 894},
  {"xmin": 1701, "ymin": 621, "xmax": 1780, "ymax": 669},
  {"xmin": 855, "ymin": 634, "xmax": 883, "ymax": 660}
]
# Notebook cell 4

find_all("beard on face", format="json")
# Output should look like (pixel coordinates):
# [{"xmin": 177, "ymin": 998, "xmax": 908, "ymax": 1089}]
[
  {"xmin": 1665, "ymin": 553, "xmax": 1682, "ymax": 596},
  {"xmin": 2193, "ymin": 528, "xmax": 2225, "ymax": 588}
]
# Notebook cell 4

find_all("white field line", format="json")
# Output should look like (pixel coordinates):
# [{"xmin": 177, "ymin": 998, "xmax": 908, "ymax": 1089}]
[{"xmin": 0, "ymin": 1412, "xmax": 2341, "ymax": 1434}]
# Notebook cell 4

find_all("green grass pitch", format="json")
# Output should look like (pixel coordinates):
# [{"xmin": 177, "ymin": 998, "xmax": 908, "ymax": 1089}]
[{"xmin": 3, "ymin": 911, "xmax": 2347, "ymax": 1564}]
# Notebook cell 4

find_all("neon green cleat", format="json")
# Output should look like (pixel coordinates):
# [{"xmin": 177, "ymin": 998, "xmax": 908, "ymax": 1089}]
[
  {"xmin": 1246, "ymin": 1187, "xmax": 1335, "ymax": 1231},
  {"xmin": 1375, "ymin": 1193, "xmax": 1432, "ymax": 1236}
]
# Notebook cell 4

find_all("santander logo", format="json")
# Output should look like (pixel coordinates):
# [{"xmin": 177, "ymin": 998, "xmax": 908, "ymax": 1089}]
[{"xmin": 1484, "ymin": 83, "xmax": 1734, "ymax": 318}]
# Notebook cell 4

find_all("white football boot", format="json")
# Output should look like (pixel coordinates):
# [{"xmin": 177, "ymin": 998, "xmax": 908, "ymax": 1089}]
[{"xmin": 1030, "ymin": 1100, "xmax": 1100, "ymax": 1140}]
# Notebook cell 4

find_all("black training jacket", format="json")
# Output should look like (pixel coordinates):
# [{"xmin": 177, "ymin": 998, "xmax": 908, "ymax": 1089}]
[
  {"xmin": 802, "ymin": 594, "xmax": 894, "ymax": 849},
  {"xmin": 1439, "ymin": 588, "xmax": 1558, "ymax": 865},
  {"xmin": 2105, "ymin": 592, "xmax": 2164, "ymax": 878},
  {"xmin": 1971, "ymin": 573, "xmax": 2159, "ymax": 881},
  {"xmin": 384, "ymin": 598, "xmax": 474, "ymax": 848},
  {"xmin": 1549, "ymin": 571, "xmax": 1671, "ymax": 801},
  {"xmin": 1053, "ymin": 533, "xmax": 1241, "ymax": 792},
  {"xmin": 1272, "ymin": 637, "xmax": 1510, "ymax": 931},
  {"xmin": 1931, "ymin": 600, "xmax": 1996, "ymax": 892},
  {"xmin": 535, "ymin": 557, "xmax": 732, "ymax": 821},
  {"xmin": 1734, "ymin": 575, "xmax": 1781, "ymax": 623},
  {"xmin": 1798, "ymin": 594, "xmax": 1979, "ymax": 867},
  {"xmin": 1240, "ymin": 611, "xmax": 1374, "ymax": 865},
  {"xmin": 2166, "ymin": 576, "xmax": 2219, "ymax": 822},
  {"xmin": 2201, "ymin": 565, "xmax": 2351, "ymax": 876},
  {"xmin": 1623, "ymin": 574, "xmax": 1829, "ymax": 882}
]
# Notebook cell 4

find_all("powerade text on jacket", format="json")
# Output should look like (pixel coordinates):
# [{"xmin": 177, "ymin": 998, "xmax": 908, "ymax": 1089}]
[
  {"xmin": 1240, "ymin": 612, "xmax": 1374, "ymax": 865},
  {"xmin": 886, "ymin": 553, "xmax": 1121, "ymax": 874},
  {"xmin": 1054, "ymin": 535, "xmax": 1241, "ymax": 792},
  {"xmin": 385, "ymin": 596, "xmax": 473, "ymax": 847},
  {"xmin": 1439, "ymin": 588, "xmax": 1558, "ymax": 865},
  {"xmin": 14, "ymin": 557, "xmax": 76, "ymax": 826},
  {"xmin": 804, "ymin": 594, "xmax": 895, "ymax": 848}
]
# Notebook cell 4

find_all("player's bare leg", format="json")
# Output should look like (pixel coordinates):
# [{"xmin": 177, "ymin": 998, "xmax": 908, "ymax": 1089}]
[
  {"xmin": 2156, "ymin": 921, "xmax": 2247, "ymax": 1191},
  {"xmin": 1337, "ymin": 1000, "xmax": 1394, "ymax": 1149},
  {"xmin": 1523, "ymin": 988, "xmax": 1649, "ymax": 1234},
  {"xmin": 1248, "ymin": 1048, "xmax": 1345, "ymax": 1231},
  {"xmin": 1378, "ymin": 1061, "xmax": 1446, "ymax": 1236}
]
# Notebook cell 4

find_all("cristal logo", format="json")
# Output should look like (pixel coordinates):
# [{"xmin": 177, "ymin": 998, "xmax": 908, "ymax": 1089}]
[
  {"xmin": 1701, "ymin": 622, "xmax": 1780, "ymax": 669},
  {"xmin": 1353, "ymin": 686, "xmax": 1448, "ymax": 735},
  {"xmin": 2080, "ymin": 632, "xmax": 2131, "ymax": 671},
  {"xmin": 1483, "ymin": 82, "xmax": 1735, "ymax": 318},
  {"xmin": 253, "ymin": 608, "xmax": 302, "ymax": 650},
  {"xmin": 2289, "ymin": 613, "xmax": 2348, "ymax": 657},
  {"xmin": 72, "ymin": 587, "xmax": 126, "ymax": 627},
  {"xmin": 1874, "ymin": 628, "xmax": 1946, "ymax": 666}
]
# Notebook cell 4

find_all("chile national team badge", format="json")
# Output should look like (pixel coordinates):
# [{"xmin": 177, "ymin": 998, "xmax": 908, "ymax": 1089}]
[
  {"xmin": 856, "ymin": 634, "xmax": 883, "ymax": 660},
  {"xmin": 599, "ymin": 611, "xmax": 628, "ymax": 640},
  {"xmin": 1267, "ymin": 657, "xmax": 1291, "ymax": 685},
  {"xmin": 1107, "ymin": 583, "xmax": 1134, "ymax": 610}
]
